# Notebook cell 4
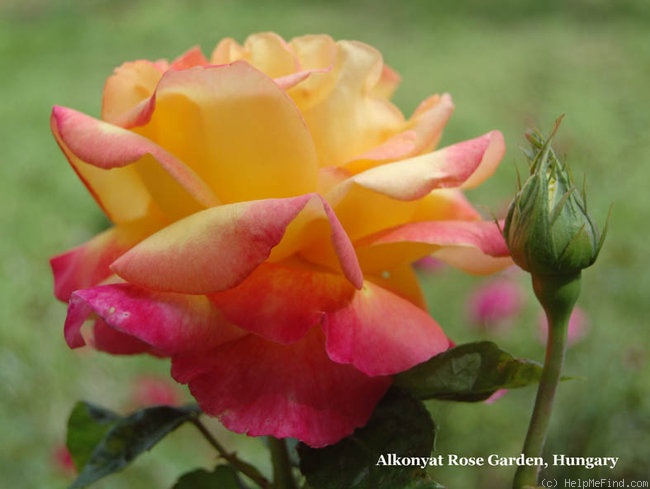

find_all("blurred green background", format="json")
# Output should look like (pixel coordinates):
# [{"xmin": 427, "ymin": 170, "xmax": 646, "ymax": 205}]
[{"xmin": 1, "ymin": 0, "xmax": 649, "ymax": 487}]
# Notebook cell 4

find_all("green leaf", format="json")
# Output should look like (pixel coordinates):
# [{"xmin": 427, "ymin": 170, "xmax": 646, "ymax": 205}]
[
  {"xmin": 298, "ymin": 388, "xmax": 443, "ymax": 489},
  {"xmin": 67, "ymin": 403, "xmax": 201, "ymax": 489},
  {"xmin": 67, "ymin": 402, "xmax": 122, "ymax": 471},
  {"xmin": 394, "ymin": 341, "xmax": 543, "ymax": 402},
  {"xmin": 172, "ymin": 465, "xmax": 247, "ymax": 489}
]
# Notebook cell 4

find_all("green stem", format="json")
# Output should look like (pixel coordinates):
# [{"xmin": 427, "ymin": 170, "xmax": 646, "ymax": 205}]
[
  {"xmin": 268, "ymin": 437, "xmax": 298, "ymax": 489},
  {"xmin": 513, "ymin": 273, "xmax": 581, "ymax": 489},
  {"xmin": 190, "ymin": 418, "xmax": 272, "ymax": 489}
]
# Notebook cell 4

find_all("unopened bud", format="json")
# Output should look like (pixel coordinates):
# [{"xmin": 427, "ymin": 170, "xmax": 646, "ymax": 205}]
[{"xmin": 503, "ymin": 117, "xmax": 608, "ymax": 276}]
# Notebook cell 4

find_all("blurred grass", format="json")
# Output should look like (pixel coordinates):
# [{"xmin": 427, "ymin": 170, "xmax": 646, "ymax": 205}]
[{"xmin": 1, "ymin": 0, "xmax": 648, "ymax": 487}]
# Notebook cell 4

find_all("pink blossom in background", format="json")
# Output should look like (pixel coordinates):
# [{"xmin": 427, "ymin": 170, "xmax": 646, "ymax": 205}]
[
  {"xmin": 51, "ymin": 444, "xmax": 75, "ymax": 477},
  {"xmin": 130, "ymin": 375, "xmax": 185, "ymax": 408},
  {"xmin": 538, "ymin": 306, "xmax": 589, "ymax": 346},
  {"xmin": 466, "ymin": 278, "xmax": 523, "ymax": 330},
  {"xmin": 413, "ymin": 255, "xmax": 446, "ymax": 273},
  {"xmin": 484, "ymin": 388, "xmax": 508, "ymax": 404}
]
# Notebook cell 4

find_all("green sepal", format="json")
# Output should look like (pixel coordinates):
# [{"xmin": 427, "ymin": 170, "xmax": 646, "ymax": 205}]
[
  {"xmin": 66, "ymin": 402, "xmax": 201, "ymax": 489},
  {"xmin": 394, "ymin": 342, "xmax": 543, "ymax": 401},
  {"xmin": 298, "ymin": 388, "xmax": 442, "ymax": 489}
]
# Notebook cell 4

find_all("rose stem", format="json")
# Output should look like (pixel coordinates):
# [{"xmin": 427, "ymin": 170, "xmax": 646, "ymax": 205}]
[
  {"xmin": 513, "ymin": 273, "xmax": 580, "ymax": 488},
  {"xmin": 268, "ymin": 437, "xmax": 298, "ymax": 489},
  {"xmin": 190, "ymin": 417, "xmax": 272, "ymax": 488}
]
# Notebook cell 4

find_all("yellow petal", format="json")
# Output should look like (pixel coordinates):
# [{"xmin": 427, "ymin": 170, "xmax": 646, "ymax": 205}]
[
  {"xmin": 135, "ymin": 62, "xmax": 319, "ymax": 203},
  {"xmin": 101, "ymin": 60, "xmax": 166, "ymax": 126},
  {"xmin": 295, "ymin": 40, "xmax": 405, "ymax": 167}
]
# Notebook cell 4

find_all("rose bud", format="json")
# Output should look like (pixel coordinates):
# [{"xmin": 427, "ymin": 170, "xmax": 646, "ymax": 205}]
[{"xmin": 503, "ymin": 117, "xmax": 607, "ymax": 277}]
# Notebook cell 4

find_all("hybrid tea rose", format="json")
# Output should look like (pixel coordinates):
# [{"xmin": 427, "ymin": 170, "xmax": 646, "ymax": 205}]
[{"xmin": 51, "ymin": 33, "xmax": 511, "ymax": 447}]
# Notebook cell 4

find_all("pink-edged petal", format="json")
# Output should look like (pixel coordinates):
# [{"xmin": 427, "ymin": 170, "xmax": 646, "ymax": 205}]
[
  {"xmin": 171, "ymin": 327, "xmax": 391, "ymax": 448},
  {"xmin": 332, "ymin": 131, "xmax": 505, "ymax": 203},
  {"xmin": 356, "ymin": 219, "xmax": 512, "ymax": 274},
  {"xmin": 211, "ymin": 33, "xmax": 299, "ymax": 78},
  {"xmin": 323, "ymin": 281, "xmax": 451, "ymax": 376},
  {"xmin": 274, "ymin": 67, "xmax": 330, "ymax": 91},
  {"xmin": 269, "ymin": 194, "xmax": 363, "ymax": 288},
  {"xmin": 209, "ymin": 262, "xmax": 355, "ymax": 344},
  {"xmin": 101, "ymin": 60, "xmax": 165, "ymax": 126},
  {"xmin": 112, "ymin": 194, "xmax": 363, "ymax": 295},
  {"xmin": 101, "ymin": 47, "xmax": 209, "ymax": 128},
  {"xmin": 51, "ymin": 106, "xmax": 219, "ymax": 222},
  {"xmin": 170, "ymin": 46, "xmax": 209, "ymax": 69},
  {"xmin": 294, "ymin": 39, "xmax": 405, "ymax": 167},
  {"xmin": 51, "ymin": 219, "xmax": 162, "ymax": 302},
  {"xmin": 371, "ymin": 63, "xmax": 401, "ymax": 99},
  {"xmin": 134, "ymin": 61, "xmax": 318, "ymax": 203},
  {"xmin": 64, "ymin": 283, "xmax": 244, "ymax": 354},
  {"xmin": 344, "ymin": 93, "xmax": 455, "ymax": 174},
  {"xmin": 407, "ymin": 93, "xmax": 455, "ymax": 154}
]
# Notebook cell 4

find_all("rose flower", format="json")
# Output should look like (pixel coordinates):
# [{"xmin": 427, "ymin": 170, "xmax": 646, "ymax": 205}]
[{"xmin": 51, "ymin": 33, "xmax": 510, "ymax": 447}]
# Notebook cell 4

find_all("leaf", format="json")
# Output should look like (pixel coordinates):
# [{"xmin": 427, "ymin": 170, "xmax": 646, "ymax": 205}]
[
  {"xmin": 172, "ymin": 465, "xmax": 247, "ymax": 489},
  {"xmin": 298, "ymin": 388, "xmax": 443, "ymax": 489},
  {"xmin": 394, "ymin": 341, "xmax": 542, "ymax": 402},
  {"xmin": 67, "ymin": 402, "xmax": 122, "ymax": 471},
  {"xmin": 67, "ymin": 402, "xmax": 201, "ymax": 489}
]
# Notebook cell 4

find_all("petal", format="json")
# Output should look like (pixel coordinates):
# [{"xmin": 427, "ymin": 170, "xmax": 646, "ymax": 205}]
[
  {"xmin": 171, "ymin": 327, "xmax": 391, "ymax": 448},
  {"xmin": 101, "ymin": 60, "xmax": 166, "ymax": 126},
  {"xmin": 355, "ymin": 219, "xmax": 513, "ymax": 274},
  {"xmin": 364, "ymin": 264, "xmax": 427, "ymax": 309},
  {"xmin": 111, "ymin": 194, "xmax": 363, "ymax": 294},
  {"xmin": 323, "ymin": 281, "xmax": 451, "ymax": 376},
  {"xmin": 336, "ymin": 131, "xmax": 506, "ymax": 202},
  {"xmin": 65, "ymin": 283, "xmax": 244, "ymax": 354},
  {"xmin": 344, "ymin": 93, "xmax": 455, "ymax": 174},
  {"xmin": 326, "ymin": 132, "xmax": 504, "ymax": 240},
  {"xmin": 101, "ymin": 47, "xmax": 209, "ymax": 128},
  {"xmin": 169, "ymin": 46, "xmax": 209, "ymax": 69},
  {"xmin": 284, "ymin": 35, "xmax": 339, "ymax": 110},
  {"xmin": 51, "ymin": 106, "xmax": 219, "ymax": 222},
  {"xmin": 211, "ymin": 33, "xmax": 299, "ymax": 77},
  {"xmin": 371, "ymin": 63, "xmax": 401, "ymax": 99},
  {"xmin": 91, "ymin": 318, "xmax": 155, "ymax": 355},
  {"xmin": 134, "ymin": 61, "xmax": 319, "ymax": 203},
  {"xmin": 268, "ymin": 194, "xmax": 364, "ymax": 288},
  {"xmin": 209, "ymin": 262, "xmax": 355, "ymax": 344},
  {"xmin": 51, "ymin": 219, "xmax": 162, "ymax": 302},
  {"xmin": 295, "ymin": 40, "xmax": 405, "ymax": 167}
]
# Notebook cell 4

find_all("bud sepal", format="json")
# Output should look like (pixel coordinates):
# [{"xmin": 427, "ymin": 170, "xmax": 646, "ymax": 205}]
[{"xmin": 503, "ymin": 116, "xmax": 608, "ymax": 277}]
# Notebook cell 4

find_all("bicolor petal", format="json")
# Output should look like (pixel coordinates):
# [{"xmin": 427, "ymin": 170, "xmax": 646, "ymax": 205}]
[
  {"xmin": 51, "ymin": 106, "xmax": 219, "ymax": 222},
  {"xmin": 64, "ymin": 283, "xmax": 244, "ymax": 354},
  {"xmin": 111, "ymin": 194, "xmax": 363, "ymax": 294},
  {"xmin": 296, "ymin": 40, "xmax": 405, "ymax": 167},
  {"xmin": 335, "ymin": 131, "xmax": 506, "ymax": 203},
  {"xmin": 355, "ymin": 219, "xmax": 512, "ymax": 274},
  {"xmin": 211, "ymin": 32, "xmax": 299, "ymax": 77},
  {"xmin": 101, "ymin": 46, "xmax": 211, "ymax": 128},
  {"xmin": 171, "ymin": 327, "xmax": 391, "ymax": 448},
  {"xmin": 327, "ymin": 132, "xmax": 504, "ymax": 240},
  {"xmin": 209, "ymin": 262, "xmax": 355, "ymax": 344},
  {"xmin": 51, "ymin": 219, "xmax": 163, "ymax": 302},
  {"xmin": 101, "ymin": 60, "xmax": 166, "ymax": 126},
  {"xmin": 134, "ymin": 61, "xmax": 319, "ymax": 203},
  {"xmin": 344, "ymin": 93, "xmax": 455, "ymax": 174},
  {"xmin": 323, "ymin": 281, "xmax": 451, "ymax": 376}
]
